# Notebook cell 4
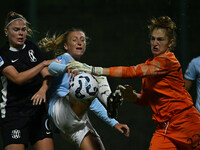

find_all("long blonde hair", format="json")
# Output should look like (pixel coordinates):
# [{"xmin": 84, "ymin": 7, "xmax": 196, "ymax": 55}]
[{"xmin": 39, "ymin": 28, "xmax": 87, "ymax": 57}]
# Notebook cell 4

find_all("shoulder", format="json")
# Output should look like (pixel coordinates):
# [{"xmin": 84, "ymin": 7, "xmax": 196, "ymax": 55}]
[
  {"xmin": 190, "ymin": 56, "xmax": 200, "ymax": 64},
  {"xmin": 0, "ymin": 42, "xmax": 9, "ymax": 55},
  {"xmin": 156, "ymin": 52, "xmax": 178, "ymax": 63},
  {"xmin": 57, "ymin": 53, "xmax": 73, "ymax": 62},
  {"xmin": 25, "ymin": 40, "xmax": 36, "ymax": 46},
  {"xmin": 63, "ymin": 53, "xmax": 73, "ymax": 59},
  {"xmin": 186, "ymin": 56, "xmax": 200, "ymax": 71},
  {"xmin": 24, "ymin": 40, "xmax": 40, "ymax": 51}
]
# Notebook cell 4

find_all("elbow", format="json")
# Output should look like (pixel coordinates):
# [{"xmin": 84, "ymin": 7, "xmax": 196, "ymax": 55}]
[
  {"xmin": 48, "ymin": 62, "xmax": 58, "ymax": 76},
  {"xmin": 12, "ymin": 78, "xmax": 27, "ymax": 85}
]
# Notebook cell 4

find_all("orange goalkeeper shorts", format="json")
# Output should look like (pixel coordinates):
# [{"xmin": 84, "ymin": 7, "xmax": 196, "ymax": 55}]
[{"xmin": 149, "ymin": 106, "xmax": 200, "ymax": 150}]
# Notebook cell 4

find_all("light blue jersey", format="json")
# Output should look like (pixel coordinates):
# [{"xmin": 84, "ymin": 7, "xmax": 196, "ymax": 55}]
[
  {"xmin": 48, "ymin": 53, "xmax": 118, "ymax": 127},
  {"xmin": 184, "ymin": 56, "xmax": 200, "ymax": 112}
]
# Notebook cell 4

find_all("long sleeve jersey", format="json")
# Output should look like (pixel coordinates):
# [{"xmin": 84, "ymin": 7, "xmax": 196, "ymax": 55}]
[
  {"xmin": 48, "ymin": 53, "xmax": 118, "ymax": 127},
  {"xmin": 109, "ymin": 51, "xmax": 193, "ymax": 123}
]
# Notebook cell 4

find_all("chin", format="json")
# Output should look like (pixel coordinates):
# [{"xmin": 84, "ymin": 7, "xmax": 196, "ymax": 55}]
[{"xmin": 152, "ymin": 52, "xmax": 160, "ymax": 57}]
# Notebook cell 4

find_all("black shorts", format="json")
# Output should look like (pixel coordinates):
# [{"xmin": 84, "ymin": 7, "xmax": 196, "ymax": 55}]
[{"xmin": 0, "ymin": 108, "xmax": 53, "ymax": 148}]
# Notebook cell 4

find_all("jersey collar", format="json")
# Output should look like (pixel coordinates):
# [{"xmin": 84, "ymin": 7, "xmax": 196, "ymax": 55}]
[{"xmin": 9, "ymin": 44, "xmax": 26, "ymax": 52}]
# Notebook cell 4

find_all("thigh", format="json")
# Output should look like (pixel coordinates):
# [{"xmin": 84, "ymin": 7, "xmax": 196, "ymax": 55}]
[
  {"xmin": 4, "ymin": 144, "xmax": 25, "ymax": 150},
  {"xmin": 33, "ymin": 138, "xmax": 53, "ymax": 150},
  {"xmin": 80, "ymin": 132, "xmax": 105, "ymax": 150},
  {"xmin": 1, "ymin": 117, "xmax": 30, "ymax": 148},
  {"xmin": 169, "ymin": 107, "xmax": 200, "ymax": 149},
  {"xmin": 149, "ymin": 133, "xmax": 177, "ymax": 150},
  {"xmin": 30, "ymin": 109, "xmax": 53, "ymax": 145},
  {"xmin": 52, "ymin": 97, "xmax": 88, "ymax": 133},
  {"xmin": 52, "ymin": 98, "xmax": 99, "ymax": 147}
]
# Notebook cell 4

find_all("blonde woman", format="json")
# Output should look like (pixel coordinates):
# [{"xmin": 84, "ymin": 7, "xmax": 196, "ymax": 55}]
[
  {"xmin": 0, "ymin": 11, "xmax": 55, "ymax": 150},
  {"xmin": 40, "ymin": 28, "xmax": 130, "ymax": 150}
]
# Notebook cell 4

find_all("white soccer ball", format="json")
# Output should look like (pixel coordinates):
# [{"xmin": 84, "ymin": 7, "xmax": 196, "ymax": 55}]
[{"xmin": 69, "ymin": 73, "xmax": 99, "ymax": 103}]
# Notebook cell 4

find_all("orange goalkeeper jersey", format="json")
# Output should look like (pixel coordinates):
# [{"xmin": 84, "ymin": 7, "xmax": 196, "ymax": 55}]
[{"xmin": 109, "ymin": 51, "xmax": 193, "ymax": 123}]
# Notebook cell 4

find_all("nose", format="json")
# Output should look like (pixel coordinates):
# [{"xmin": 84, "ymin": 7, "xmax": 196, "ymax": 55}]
[
  {"xmin": 152, "ymin": 39, "xmax": 158, "ymax": 45},
  {"xmin": 77, "ymin": 40, "xmax": 82, "ymax": 45},
  {"xmin": 18, "ymin": 29, "xmax": 24, "ymax": 35}
]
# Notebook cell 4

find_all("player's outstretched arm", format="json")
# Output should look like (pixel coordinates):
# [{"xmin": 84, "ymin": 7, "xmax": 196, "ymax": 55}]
[{"xmin": 66, "ymin": 60, "xmax": 104, "ymax": 75}]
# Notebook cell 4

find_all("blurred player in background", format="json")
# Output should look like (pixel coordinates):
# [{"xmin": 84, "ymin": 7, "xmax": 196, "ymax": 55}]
[
  {"xmin": 39, "ymin": 28, "xmax": 130, "ymax": 150},
  {"xmin": 67, "ymin": 16, "xmax": 200, "ymax": 150},
  {"xmin": 184, "ymin": 57, "xmax": 200, "ymax": 113},
  {"xmin": 0, "ymin": 11, "xmax": 55, "ymax": 150}
]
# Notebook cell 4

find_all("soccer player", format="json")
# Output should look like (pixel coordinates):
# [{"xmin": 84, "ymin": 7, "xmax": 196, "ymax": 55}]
[
  {"xmin": 184, "ymin": 57, "xmax": 200, "ymax": 112},
  {"xmin": 39, "ymin": 28, "xmax": 130, "ymax": 150},
  {"xmin": 67, "ymin": 16, "xmax": 200, "ymax": 150},
  {"xmin": 0, "ymin": 11, "xmax": 55, "ymax": 150}
]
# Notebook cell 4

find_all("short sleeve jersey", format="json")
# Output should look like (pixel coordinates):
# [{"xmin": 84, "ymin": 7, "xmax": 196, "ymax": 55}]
[
  {"xmin": 184, "ymin": 56, "xmax": 200, "ymax": 111},
  {"xmin": 0, "ymin": 40, "xmax": 45, "ymax": 119}
]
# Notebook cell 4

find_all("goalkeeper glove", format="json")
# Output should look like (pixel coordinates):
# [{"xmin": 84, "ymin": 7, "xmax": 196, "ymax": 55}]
[
  {"xmin": 118, "ymin": 85, "xmax": 138, "ymax": 103},
  {"xmin": 66, "ymin": 60, "xmax": 103, "ymax": 76}
]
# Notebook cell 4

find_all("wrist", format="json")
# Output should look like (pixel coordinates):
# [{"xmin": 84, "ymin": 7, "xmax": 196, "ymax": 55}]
[
  {"xmin": 42, "ymin": 60, "xmax": 48, "ymax": 67},
  {"xmin": 92, "ymin": 67, "xmax": 103, "ymax": 75}
]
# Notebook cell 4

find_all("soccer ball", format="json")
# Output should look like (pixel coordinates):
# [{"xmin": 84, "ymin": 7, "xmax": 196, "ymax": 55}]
[{"xmin": 69, "ymin": 73, "xmax": 99, "ymax": 103}]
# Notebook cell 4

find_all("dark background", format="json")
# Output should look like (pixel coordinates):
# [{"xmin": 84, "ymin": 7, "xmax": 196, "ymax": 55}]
[{"xmin": 0, "ymin": 0, "xmax": 199, "ymax": 149}]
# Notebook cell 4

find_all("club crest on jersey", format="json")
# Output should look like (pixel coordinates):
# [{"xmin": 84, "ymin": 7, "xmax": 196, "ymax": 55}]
[
  {"xmin": 28, "ymin": 50, "xmax": 37, "ymax": 62},
  {"xmin": 0, "ymin": 56, "xmax": 4, "ymax": 67},
  {"xmin": 57, "ymin": 56, "xmax": 62, "ymax": 61}
]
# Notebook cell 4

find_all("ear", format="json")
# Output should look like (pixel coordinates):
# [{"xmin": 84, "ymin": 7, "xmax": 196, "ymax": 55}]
[
  {"xmin": 168, "ymin": 39, "xmax": 175, "ymax": 48},
  {"xmin": 64, "ymin": 43, "xmax": 68, "ymax": 50},
  {"xmin": 4, "ymin": 28, "xmax": 8, "ymax": 36}
]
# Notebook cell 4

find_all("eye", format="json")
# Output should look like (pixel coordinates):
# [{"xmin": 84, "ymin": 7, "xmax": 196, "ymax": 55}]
[
  {"xmin": 151, "ymin": 36, "xmax": 155, "ymax": 41},
  {"xmin": 13, "ymin": 27, "xmax": 19, "ymax": 32},
  {"xmin": 81, "ymin": 38, "xmax": 85, "ymax": 42},
  {"xmin": 72, "ymin": 38, "xmax": 77, "ymax": 42},
  {"xmin": 22, "ymin": 27, "xmax": 27, "ymax": 32},
  {"xmin": 157, "ymin": 38, "xmax": 164, "ymax": 41}
]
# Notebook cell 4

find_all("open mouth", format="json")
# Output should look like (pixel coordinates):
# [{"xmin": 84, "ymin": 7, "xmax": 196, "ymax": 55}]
[
  {"xmin": 153, "ymin": 46, "xmax": 158, "ymax": 51},
  {"xmin": 17, "ymin": 38, "xmax": 24, "ymax": 42},
  {"xmin": 76, "ymin": 47, "xmax": 82, "ymax": 50}
]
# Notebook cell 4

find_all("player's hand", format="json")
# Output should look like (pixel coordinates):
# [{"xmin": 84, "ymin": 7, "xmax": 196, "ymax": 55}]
[
  {"xmin": 114, "ymin": 123, "xmax": 130, "ymax": 137},
  {"xmin": 66, "ymin": 60, "xmax": 103, "ymax": 75},
  {"xmin": 67, "ymin": 60, "xmax": 92, "ymax": 73},
  {"xmin": 117, "ymin": 85, "xmax": 138, "ymax": 103},
  {"xmin": 31, "ymin": 88, "xmax": 46, "ymax": 105}
]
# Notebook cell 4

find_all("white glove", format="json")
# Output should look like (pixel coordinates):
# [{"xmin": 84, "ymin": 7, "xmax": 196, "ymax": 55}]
[
  {"xmin": 95, "ymin": 76, "xmax": 111, "ymax": 106},
  {"xmin": 66, "ymin": 60, "xmax": 103, "ymax": 76}
]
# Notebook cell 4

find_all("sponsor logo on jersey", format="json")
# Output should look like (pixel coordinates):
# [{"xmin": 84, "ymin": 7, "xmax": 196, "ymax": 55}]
[
  {"xmin": 45, "ymin": 119, "xmax": 51, "ymax": 135},
  {"xmin": 11, "ymin": 129, "xmax": 21, "ymax": 139},
  {"xmin": 0, "ymin": 56, "xmax": 4, "ymax": 67},
  {"xmin": 11, "ymin": 59, "xmax": 19, "ymax": 63},
  {"xmin": 28, "ymin": 49, "xmax": 37, "ymax": 62}
]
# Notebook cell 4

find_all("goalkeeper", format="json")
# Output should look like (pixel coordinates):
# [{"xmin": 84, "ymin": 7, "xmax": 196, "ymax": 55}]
[{"xmin": 67, "ymin": 16, "xmax": 200, "ymax": 150}]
